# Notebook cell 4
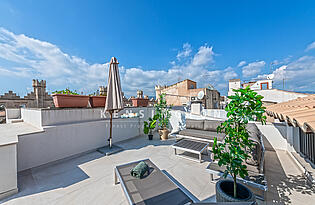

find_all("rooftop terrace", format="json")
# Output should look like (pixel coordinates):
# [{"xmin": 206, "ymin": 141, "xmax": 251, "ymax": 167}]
[{"xmin": 1, "ymin": 131, "xmax": 314, "ymax": 205}]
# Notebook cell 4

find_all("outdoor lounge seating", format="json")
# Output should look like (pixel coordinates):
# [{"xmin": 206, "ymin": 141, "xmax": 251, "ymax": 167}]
[
  {"xmin": 177, "ymin": 119, "xmax": 225, "ymax": 143},
  {"xmin": 172, "ymin": 139, "xmax": 209, "ymax": 162},
  {"xmin": 114, "ymin": 159, "xmax": 198, "ymax": 205}
]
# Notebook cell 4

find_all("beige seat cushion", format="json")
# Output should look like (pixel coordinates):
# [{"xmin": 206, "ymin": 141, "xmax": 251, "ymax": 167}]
[
  {"xmin": 185, "ymin": 119, "xmax": 204, "ymax": 130},
  {"xmin": 179, "ymin": 129, "xmax": 225, "ymax": 142}
]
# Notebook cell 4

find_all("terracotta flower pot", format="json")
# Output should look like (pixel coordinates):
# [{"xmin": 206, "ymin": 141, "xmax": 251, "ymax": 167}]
[
  {"xmin": 159, "ymin": 129, "xmax": 169, "ymax": 140},
  {"xmin": 52, "ymin": 94, "xmax": 90, "ymax": 108},
  {"xmin": 89, "ymin": 96, "xmax": 106, "ymax": 108}
]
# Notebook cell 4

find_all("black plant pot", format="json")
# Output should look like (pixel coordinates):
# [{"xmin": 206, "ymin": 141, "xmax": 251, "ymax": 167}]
[
  {"xmin": 216, "ymin": 180, "xmax": 256, "ymax": 203},
  {"xmin": 148, "ymin": 134, "xmax": 153, "ymax": 140}
]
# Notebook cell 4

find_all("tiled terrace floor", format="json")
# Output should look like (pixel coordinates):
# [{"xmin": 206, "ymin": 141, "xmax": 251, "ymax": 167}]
[{"xmin": 1, "ymin": 135, "xmax": 315, "ymax": 205}]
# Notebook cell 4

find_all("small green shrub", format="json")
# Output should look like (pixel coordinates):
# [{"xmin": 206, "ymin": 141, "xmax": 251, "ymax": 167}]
[
  {"xmin": 53, "ymin": 88, "xmax": 79, "ymax": 95},
  {"xmin": 144, "ymin": 114, "xmax": 158, "ymax": 135}
]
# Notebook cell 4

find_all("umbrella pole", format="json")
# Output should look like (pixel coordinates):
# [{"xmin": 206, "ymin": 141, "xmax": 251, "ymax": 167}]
[{"xmin": 109, "ymin": 111, "xmax": 113, "ymax": 148}]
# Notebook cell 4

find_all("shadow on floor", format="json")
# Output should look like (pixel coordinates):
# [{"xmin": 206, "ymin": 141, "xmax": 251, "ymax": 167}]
[
  {"xmin": 0, "ymin": 151, "xmax": 104, "ymax": 204},
  {"xmin": 262, "ymin": 136, "xmax": 315, "ymax": 204},
  {"xmin": 1, "ymin": 136, "xmax": 178, "ymax": 204}
]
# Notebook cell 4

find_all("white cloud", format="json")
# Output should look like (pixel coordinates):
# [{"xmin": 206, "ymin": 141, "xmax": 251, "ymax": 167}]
[
  {"xmin": 255, "ymin": 56, "xmax": 315, "ymax": 91},
  {"xmin": 192, "ymin": 45, "xmax": 215, "ymax": 66},
  {"xmin": 223, "ymin": 66, "xmax": 238, "ymax": 81},
  {"xmin": 305, "ymin": 41, "xmax": 315, "ymax": 52},
  {"xmin": 176, "ymin": 43, "xmax": 192, "ymax": 60},
  {"xmin": 0, "ymin": 28, "xmax": 231, "ymax": 96},
  {"xmin": 0, "ymin": 27, "xmax": 109, "ymax": 94},
  {"xmin": 237, "ymin": 61, "xmax": 246, "ymax": 67},
  {"xmin": 242, "ymin": 61, "xmax": 265, "ymax": 78}
]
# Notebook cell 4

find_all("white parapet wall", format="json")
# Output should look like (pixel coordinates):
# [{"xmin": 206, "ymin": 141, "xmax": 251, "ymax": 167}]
[
  {"xmin": 5, "ymin": 108, "xmax": 21, "ymax": 123},
  {"xmin": 0, "ymin": 143, "xmax": 18, "ymax": 200},
  {"xmin": 202, "ymin": 109, "xmax": 227, "ymax": 120},
  {"xmin": 15, "ymin": 107, "xmax": 155, "ymax": 172}
]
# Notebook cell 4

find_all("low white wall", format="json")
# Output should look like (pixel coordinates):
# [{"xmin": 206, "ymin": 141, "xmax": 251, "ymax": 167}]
[
  {"xmin": 202, "ymin": 109, "xmax": 227, "ymax": 120},
  {"xmin": 5, "ymin": 109, "xmax": 21, "ymax": 121},
  {"xmin": 17, "ymin": 117, "xmax": 141, "ymax": 171},
  {"xmin": 16, "ymin": 107, "xmax": 157, "ymax": 172},
  {"xmin": 256, "ymin": 123, "xmax": 288, "ymax": 150},
  {"xmin": 21, "ymin": 108, "xmax": 42, "ymax": 128},
  {"xmin": 23, "ymin": 107, "xmax": 155, "ymax": 127},
  {"xmin": 0, "ymin": 143, "xmax": 17, "ymax": 199}
]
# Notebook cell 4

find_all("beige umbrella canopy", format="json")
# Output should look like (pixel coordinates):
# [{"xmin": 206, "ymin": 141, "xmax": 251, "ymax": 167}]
[{"xmin": 105, "ymin": 57, "xmax": 124, "ymax": 148}]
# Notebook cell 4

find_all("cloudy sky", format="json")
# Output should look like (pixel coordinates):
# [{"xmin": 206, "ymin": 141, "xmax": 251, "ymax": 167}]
[{"xmin": 0, "ymin": 0, "xmax": 315, "ymax": 97}]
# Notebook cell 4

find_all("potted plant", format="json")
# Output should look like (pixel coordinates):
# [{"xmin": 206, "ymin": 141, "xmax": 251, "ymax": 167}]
[
  {"xmin": 143, "ymin": 114, "xmax": 158, "ymax": 140},
  {"xmin": 155, "ymin": 93, "xmax": 172, "ymax": 140},
  {"xmin": 52, "ymin": 88, "xmax": 90, "ymax": 108},
  {"xmin": 89, "ymin": 92, "xmax": 107, "ymax": 108},
  {"xmin": 212, "ymin": 87, "xmax": 266, "ymax": 203}
]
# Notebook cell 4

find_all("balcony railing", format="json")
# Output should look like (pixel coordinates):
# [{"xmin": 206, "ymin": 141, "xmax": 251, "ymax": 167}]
[{"xmin": 300, "ymin": 129, "xmax": 315, "ymax": 164}]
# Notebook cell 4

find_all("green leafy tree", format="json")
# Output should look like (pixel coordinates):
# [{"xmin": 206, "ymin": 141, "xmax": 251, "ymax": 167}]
[
  {"xmin": 154, "ymin": 93, "xmax": 172, "ymax": 129},
  {"xmin": 212, "ymin": 86, "xmax": 266, "ymax": 198}
]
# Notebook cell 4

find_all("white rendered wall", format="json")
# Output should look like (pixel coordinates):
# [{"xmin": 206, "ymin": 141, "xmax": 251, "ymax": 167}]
[
  {"xmin": 21, "ymin": 108, "xmax": 42, "ymax": 128},
  {"xmin": 256, "ymin": 123, "xmax": 288, "ymax": 150},
  {"xmin": 5, "ymin": 109, "xmax": 21, "ymax": 122},
  {"xmin": 255, "ymin": 89, "xmax": 308, "ymax": 104},
  {"xmin": 228, "ymin": 80, "xmax": 241, "ymax": 96},
  {"xmin": 249, "ymin": 79, "xmax": 273, "ymax": 90},
  {"xmin": 17, "ymin": 117, "xmax": 141, "ymax": 171},
  {"xmin": 202, "ymin": 109, "xmax": 227, "ymax": 120},
  {"xmin": 16, "ymin": 107, "xmax": 155, "ymax": 171},
  {"xmin": 0, "ymin": 144, "xmax": 17, "ymax": 199}
]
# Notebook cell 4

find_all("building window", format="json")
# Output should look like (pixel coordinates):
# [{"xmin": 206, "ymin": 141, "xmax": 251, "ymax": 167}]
[
  {"xmin": 260, "ymin": 82, "xmax": 269, "ymax": 90},
  {"xmin": 190, "ymin": 84, "xmax": 195, "ymax": 89}
]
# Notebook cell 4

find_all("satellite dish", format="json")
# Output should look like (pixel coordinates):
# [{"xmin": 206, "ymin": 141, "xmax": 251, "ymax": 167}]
[
  {"xmin": 207, "ymin": 84, "xmax": 215, "ymax": 90},
  {"xmin": 197, "ymin": 91, "xmax": 205, "ymax": 100}
]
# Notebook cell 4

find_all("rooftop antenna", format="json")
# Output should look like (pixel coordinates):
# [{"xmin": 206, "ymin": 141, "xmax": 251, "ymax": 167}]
[{"xmin": 270, "ymin": 62, "xmax": 275, "ymax": 74}]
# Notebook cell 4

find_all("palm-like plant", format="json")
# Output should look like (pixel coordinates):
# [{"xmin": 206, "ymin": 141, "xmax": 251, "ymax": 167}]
[
  {"xmin": 212, "ymin": 86, "xmax": 266, "ymax": 198},
  {"xmin": 144, "ymin": 114, "xmax": 158, "ymax": 135}
]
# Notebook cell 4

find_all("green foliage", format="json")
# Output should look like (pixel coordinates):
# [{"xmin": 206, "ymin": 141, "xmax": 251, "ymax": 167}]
[
  {"xmin": 143, "ymin": 114, "xmax": 158, "ymax": 135},
  {"xmin": 212, "ymin": 86, "xmax": 266, "ymax": 198},
  {"xmin": 53, "ymin": 88, "xmax": 79, "ymax": 95},
  {"xmin": 154, "ymin": 93, "xmax": 172, "ymax": 129}
]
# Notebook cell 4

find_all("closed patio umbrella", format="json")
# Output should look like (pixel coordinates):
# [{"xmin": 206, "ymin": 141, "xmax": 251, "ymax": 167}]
[{"xmin": 105, "ymin": 57, "xmax": 124, "ymax": 148}]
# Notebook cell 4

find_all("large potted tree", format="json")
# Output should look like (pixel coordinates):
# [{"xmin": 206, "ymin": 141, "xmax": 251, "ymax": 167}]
[
  {"xmin": 212, "ymin": 87, "xmax": 266, "ymax": 203},
  {"xmin": 155, "ymin": 93, "xmax": 172, "ymax": 140}
]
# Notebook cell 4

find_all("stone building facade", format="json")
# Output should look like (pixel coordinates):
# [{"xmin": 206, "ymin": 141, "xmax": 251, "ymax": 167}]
[
  {"xmin": 155, "ymin": 79, "xmax": 220, "ymax": 109},
  {"xmin": 123, "ymin": 90, "xmax": 156, "ymax": 107},
  {"xmin": 0, "ymin": 80, "xmax": 54, "ymax": 108}
]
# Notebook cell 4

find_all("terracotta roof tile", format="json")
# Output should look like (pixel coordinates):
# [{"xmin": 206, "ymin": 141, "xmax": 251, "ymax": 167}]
[{"xmin": 266, "ymin": 94, "xmax": 315, "ymax": 132}]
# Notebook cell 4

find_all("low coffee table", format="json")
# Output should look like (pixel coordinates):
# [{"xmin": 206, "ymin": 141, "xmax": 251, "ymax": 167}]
[{"xmin": 172, "ymin": 139, "xmax": 209, "ymax": 163}]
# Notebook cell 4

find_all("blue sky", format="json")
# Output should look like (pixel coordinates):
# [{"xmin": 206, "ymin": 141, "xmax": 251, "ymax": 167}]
[{"xmin": 0, "ymin": 0, "xmax": 315, "ymax": 97}]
